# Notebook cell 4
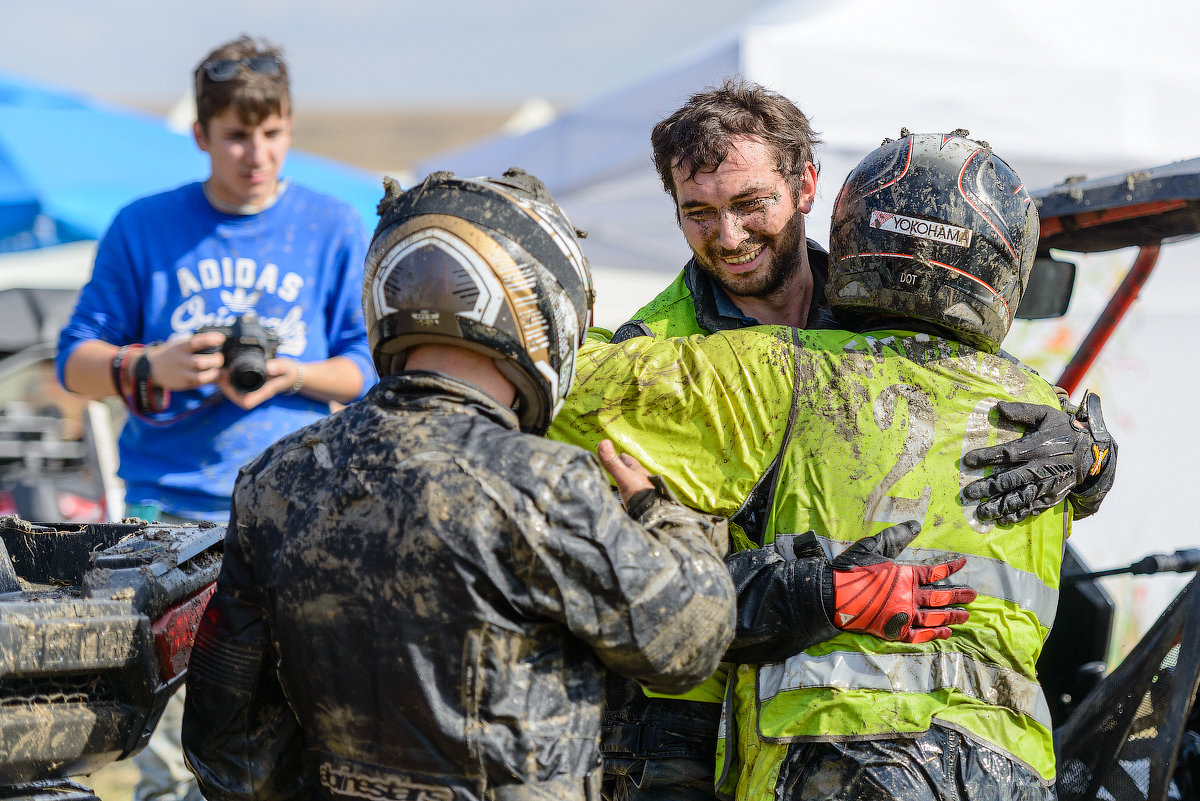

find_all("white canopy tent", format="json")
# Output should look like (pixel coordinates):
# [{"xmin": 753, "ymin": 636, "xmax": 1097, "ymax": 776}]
[{"xmin": 418, "ymin": 0, "xmax": 1200, "ymax": 654}]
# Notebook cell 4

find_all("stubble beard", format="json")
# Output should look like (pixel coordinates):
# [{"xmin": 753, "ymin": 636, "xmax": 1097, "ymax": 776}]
[{"xmin": 696, "ymin": 214, "xmax": 806, "ymax": 302}]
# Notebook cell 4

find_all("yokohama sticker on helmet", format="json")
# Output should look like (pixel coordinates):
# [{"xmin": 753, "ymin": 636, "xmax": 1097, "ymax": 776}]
[{"xmin": 870, "ymin": 210, "xmax": 972, "ymax": 248}]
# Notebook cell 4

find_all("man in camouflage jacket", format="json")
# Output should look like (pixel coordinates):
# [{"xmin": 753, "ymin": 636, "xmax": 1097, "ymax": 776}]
[{"xmin": 181, "ymin": 170, "xmax": 737, "ymax": 801}]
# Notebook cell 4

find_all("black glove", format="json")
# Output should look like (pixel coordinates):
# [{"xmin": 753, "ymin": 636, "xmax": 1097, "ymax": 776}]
[
  {"xmin": 830, "ymin": 521, "xmax": 976, "ymax": 644},
  {"xmin": 962, "ymin": 390, "xmax": 1116, "ymax": 524}
]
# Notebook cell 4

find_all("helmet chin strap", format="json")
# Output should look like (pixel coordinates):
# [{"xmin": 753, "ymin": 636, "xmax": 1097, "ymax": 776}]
[
  {"xmin": 494, "ymin": 357, "xmax": 543, "ymax": 432},
  {"xmin": 386, "ymin": 352, "xmax": 408, "ymax": 376}
]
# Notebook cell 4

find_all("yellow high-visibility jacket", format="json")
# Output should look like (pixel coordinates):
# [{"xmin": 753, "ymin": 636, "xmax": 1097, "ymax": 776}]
[{"xmin": 553, "ymin": 326, "xmax": 1068, "ymax": 797}]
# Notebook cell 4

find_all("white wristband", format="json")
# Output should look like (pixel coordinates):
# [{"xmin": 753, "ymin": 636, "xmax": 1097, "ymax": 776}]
[{"xmin": 285, "ymin": 362, "xmax": 305, "ymax": 395}]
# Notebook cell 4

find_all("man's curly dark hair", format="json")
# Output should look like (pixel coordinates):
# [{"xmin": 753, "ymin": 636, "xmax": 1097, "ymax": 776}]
[{"xmin": 651, "ymin": 77, "xmax": 822, "ymax": 203}]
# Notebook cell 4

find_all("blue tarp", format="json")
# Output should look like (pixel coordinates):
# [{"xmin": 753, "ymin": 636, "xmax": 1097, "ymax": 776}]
[{"xmin": 0, "ymin": 71, "xmax": 384, "ymax": 253}]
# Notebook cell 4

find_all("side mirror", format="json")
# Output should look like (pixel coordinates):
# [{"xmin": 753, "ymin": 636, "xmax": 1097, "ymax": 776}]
[{"xmin": 1015, "ymin": 255, "xmax": 1075, "ymax": 320}]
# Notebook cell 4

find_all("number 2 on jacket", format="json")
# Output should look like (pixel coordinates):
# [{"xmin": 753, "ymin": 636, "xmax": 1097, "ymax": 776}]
[{"xmin": 864, "ymin": 384, "xmax": 933, "ymax": 526}]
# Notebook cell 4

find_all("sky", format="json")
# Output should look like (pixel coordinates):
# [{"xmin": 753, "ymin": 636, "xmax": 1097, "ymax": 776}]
[{"xmin": 0, "ymin": 0, "xmax": 779, "ymax": 109}]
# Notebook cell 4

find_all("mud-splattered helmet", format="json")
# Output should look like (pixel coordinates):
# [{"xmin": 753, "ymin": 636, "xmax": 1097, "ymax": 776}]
[
  {"xmin": 827, "ymin": 130, "xmax": 1039, "ymax": 352},
  {"xmin": 364, "ymin": 168, "xmax": 594, "ymax": 434}
]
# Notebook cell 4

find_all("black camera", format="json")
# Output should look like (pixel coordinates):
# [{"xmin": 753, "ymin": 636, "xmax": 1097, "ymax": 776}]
[{"xmin": 196, "ymin": 312, "xmax": 281, "ymax": 393}]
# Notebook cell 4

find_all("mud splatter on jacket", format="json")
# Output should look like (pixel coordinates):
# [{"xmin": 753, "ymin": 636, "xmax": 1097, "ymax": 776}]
[
  {"xmin": 556, "ymin": 328, "xmax": 1068, "ymax": 796},
  {"xmin": 182, "ymin": 372, "xmax": 736, "ymax": 801}
]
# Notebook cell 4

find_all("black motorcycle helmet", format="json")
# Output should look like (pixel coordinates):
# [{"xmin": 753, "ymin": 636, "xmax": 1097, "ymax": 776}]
[
  {"xmin": 827, "ymin": 130, "xmax": 1039, "ymax": 352},
  {"xmin": 363, "ymin": 168, "xmax": 594, "ymax": 435}
]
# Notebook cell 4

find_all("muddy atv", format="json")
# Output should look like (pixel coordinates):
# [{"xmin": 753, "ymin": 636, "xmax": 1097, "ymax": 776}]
[
  {"xmin": 1022, "ymin": 156, "xmax": 1200, "ymax": 801},
  {"xmin": 0, "ymin": 518, "xmax": 221, "ymax": 799}
]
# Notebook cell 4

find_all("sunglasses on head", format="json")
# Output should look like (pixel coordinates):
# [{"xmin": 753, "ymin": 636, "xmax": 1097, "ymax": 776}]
[{"xmin": 200, "ymin": 55, "xmax": 281, "ymax": 83}]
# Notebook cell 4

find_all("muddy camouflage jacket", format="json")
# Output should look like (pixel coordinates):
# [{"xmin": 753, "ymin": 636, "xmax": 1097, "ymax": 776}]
[{"xmin": 182, "ymin": 372, "xmax": 736, "ymax": 801}]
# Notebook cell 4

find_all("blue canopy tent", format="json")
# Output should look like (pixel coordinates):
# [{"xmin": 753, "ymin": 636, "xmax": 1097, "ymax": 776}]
[{"xmin": 0, "ymin": 71, "xmax": 384, "ymax": 253}]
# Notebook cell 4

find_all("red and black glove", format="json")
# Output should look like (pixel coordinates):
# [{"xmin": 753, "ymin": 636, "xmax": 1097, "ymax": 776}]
[{"xmin": 830, "ymin": 521, "xmax": 977, "ymax": 644}]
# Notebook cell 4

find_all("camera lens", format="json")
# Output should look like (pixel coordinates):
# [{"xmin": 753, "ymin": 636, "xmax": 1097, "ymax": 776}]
[{"xmin": 228, "ymin": 349, "xmax": 269, "ymax": 392}]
